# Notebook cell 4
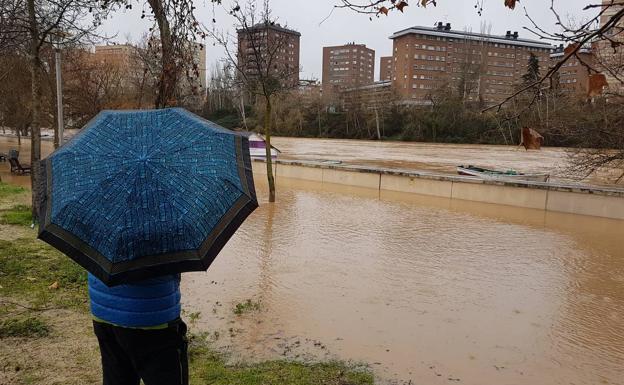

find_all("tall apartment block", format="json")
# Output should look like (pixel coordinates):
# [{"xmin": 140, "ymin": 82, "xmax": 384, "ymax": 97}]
[
  {"xmin": 322, "ymin": 43, "xmax": 375, "ymax": 101},
  {"xmin": 237, "ymin": 23, "xmax": 301, "ymax": 87},
  {"xmin": 379, "ymin": 56, "xmax": 393, "ymax": 81},
  {"xmin": 389, "ymin": 23, "xmax": 552, "ymax": 105}
]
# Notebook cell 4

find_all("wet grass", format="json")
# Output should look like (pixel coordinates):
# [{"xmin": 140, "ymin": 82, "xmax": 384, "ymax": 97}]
[
  {"xmin": 0, "ymin": 316, "xmax": 50, "ymax": 338},
  {"xmin": 0, "ymin": 236, "xmax": 88, "ymax": 310},
  {"xmin": 189, "ymin": 334, "xmax": 374, "ymax": 385},
  {"xmin": 1, "ymin": 204, "xmax": 32, "ymax": 226},
  {"xmin": 0, "ymin": 181, "xmax": 25, "ymax": 198}
]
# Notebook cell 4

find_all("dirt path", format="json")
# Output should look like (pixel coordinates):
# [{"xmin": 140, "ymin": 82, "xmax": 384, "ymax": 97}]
[{"xmin": 0, "ymin": 309, "xmax": 100, "ymax": 385}]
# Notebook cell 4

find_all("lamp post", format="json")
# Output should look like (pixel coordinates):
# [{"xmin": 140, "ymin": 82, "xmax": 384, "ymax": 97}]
[
  {"xmin": 55, "ymin": 45, "xmax": 64, "ymax": 147},
  {"xmin": 51, "ymin": 31, "xmax": 68, "ymax": 147}
]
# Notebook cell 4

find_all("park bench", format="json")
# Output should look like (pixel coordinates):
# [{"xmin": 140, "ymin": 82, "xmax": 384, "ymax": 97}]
[{"xmin": 8, "ymin": 157, "xmax": 31, "ymax": 174}]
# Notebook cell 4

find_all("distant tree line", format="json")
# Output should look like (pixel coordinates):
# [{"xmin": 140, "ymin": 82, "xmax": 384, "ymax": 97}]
[{"xmin": 202, "ymin": 56, "xmax": 621, "ymax": 148}]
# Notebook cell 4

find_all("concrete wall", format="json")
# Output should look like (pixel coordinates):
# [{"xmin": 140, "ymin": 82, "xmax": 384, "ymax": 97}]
[
  {"xmin": 546, "ymin": 190, "xmax": 624, "ymax": 219},
  {"xmin": 251, "ymin": 161, "xmax": 624, "ymax": 220},
  {"xmin": 380, "ymin": 174, "xmax": 453, "ymax": 198},
  {"xmin": 449, "ymin": 180, "xmax": 549, "ymax": 210}
]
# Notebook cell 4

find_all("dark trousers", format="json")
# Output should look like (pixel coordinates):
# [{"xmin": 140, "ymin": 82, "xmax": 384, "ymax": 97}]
[{"xmin": 93, "ymin": 319, "xmax": 188, "ymax": 385}]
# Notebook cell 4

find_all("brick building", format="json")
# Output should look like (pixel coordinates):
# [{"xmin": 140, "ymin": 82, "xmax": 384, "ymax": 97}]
[
  {"xmin": 94, "ymin": 42, "xmax": 207, "ymax": 90},
  {"xmin": 341, "ymin": 80, "xmax": 393, "ymax": 112},
  {"xmin": 322, "ymin": 43, "xmax": 375, "ymax": 102},
  {"xmin": 389, "ymin": 23, "xmax": 552, "ymax": 105},
  {"xmin": 550, "ymin": 44, "xmax": 594, "ymax": 96},
  {"xmin": 596, "ymin": 0, "xmax": 623, "ymax": 92},
  {"xmin": 94, "ymin": 44, "xmax": 136, "ymax": 68},
  {"xmin": 237, "ymin": 23, "xmax": 301, "ymax": 88},
  {"xmin": 379, "ymin": 56, "xmax": 393, "ymax": 81}
]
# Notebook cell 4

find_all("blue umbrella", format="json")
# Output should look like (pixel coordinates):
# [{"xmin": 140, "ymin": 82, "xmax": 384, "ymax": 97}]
[{"xmin": 37, "ymin": 108, "xmax": 258, "ymax": 286}]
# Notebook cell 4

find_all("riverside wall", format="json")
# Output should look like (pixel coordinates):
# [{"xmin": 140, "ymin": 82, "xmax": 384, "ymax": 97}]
[{"xmin": 252, "ymin": 159, "xmax": 624, "ymax": 220}]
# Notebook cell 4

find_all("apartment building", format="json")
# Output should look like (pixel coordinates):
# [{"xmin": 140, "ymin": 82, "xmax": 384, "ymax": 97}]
[
  {"xmin": 379, "ymin": 56, "xmax": 393, "ymax": 81},
  {"xmin": 389, "ymin": 23, "xmax": 552, "ymax": 105},
  {"xmin": 550, "ymin": 44, "xmax": 594, "ymax": 96},
  {"xmin": 94, "ymin": 42, "xmax": 207, "ymax": 89},
  {"xmin": 596, "ymin": 0, "xmax": 623, "ymax": 92},
  {"xmin": 94, "ymin": 44, "xmax": 136, "ymax": 69},
  {"xmin": 342, "ymin": 80, "xmax": 393, "ymax": 112},
  {"xmin": 322, "ymin": 43, "xmax": 375, "ymax": 102},
  {"xmin": 237, "ymin": 23, "xmax": 301, "ymax": 87}
]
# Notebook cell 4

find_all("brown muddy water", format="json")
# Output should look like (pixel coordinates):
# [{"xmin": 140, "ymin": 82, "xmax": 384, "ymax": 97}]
[
  {"xmin": 271, "ymin": 137, "xmax": 624, "ymax": 186},
  {"xmin": 2, "ymin": 135, "xmax": 624, "ymax": 384},
  {"xmin": 184, "ymin": 178, "xmax": 624, "ymax": 385}
]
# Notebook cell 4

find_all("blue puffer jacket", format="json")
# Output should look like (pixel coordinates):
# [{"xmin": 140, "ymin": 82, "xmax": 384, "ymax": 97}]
[{"xmin": 88, "ymin": 273, "xmax": 181, "ymax": 328}]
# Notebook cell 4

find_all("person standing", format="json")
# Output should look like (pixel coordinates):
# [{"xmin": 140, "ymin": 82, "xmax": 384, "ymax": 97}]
[{"xmin": 88, "ymin": 273, "xmax": 188, "ymax": 385}]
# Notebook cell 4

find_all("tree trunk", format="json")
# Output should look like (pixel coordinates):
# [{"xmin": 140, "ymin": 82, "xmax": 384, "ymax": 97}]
[
  {"xmin": 317, "ymin": 104, "xmax": 321, "ymax": 137},
  {"xmin": 374, "ymin": 108, "xmax": 381, "ymax": 140},
  {"xmin": 27, "ymin": 0, "xmax": 41, "ymax": 221},
  {"xmin": 264, "ymin": 97, "xmax": 275, "ymax": 202},
  {"xmin": 148, "ymin": 0, "xmax": 176, "ymax": 108},
  {"xmin": 240, "ymin": 94, "xmax": 247, "ymax": 129}
]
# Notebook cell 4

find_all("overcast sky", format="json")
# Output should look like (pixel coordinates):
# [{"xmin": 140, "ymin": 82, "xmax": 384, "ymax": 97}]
[{"xmin": 99, "ymin": 0, "xmax": 598, "ymax": 81}]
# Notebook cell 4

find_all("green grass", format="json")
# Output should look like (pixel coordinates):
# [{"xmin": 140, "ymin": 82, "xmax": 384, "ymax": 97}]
[
  {"xmin": 233, "ymin": 299, "xmax": 261, "ymax": 316},
  {"xmin": 0, "ymin": 316, "xmax": 50, "ymax": 338},
  {"xmin": 189, "ymin": 334, "xmax": 374, "ymax": 385},
  {"xmin": 1, "ymin": 204, "xmax": 32, "ymax": 226},
  {"xmin": 0, "ymin": 181, "xmax": 25, "ymax": 198},
  {"xmin": 0, "ymin": 237, "xmax": 88, "ymax": 310}
]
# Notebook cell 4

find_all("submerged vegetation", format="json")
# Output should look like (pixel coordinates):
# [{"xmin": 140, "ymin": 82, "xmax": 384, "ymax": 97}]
[
  {"xmin": 190, "ymin": 335, "xmax": 373, "ymax": 385},
  {"xmin": 233, "ymin": 299, "xmax": 261, "ymax": 315}
]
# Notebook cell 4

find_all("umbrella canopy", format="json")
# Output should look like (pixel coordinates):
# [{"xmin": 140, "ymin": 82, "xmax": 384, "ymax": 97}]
[{"xmin": 37, "ymin": 108, "xmax": 258, "ymax": 286}]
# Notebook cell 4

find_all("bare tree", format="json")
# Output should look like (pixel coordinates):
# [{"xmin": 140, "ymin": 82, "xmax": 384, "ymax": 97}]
[
  {"xmin": 0, "ymin": 0, "xmax": 28, "ymax": 51},
  {"xmin": 210, "ymin": 0, "xmax": 301, "ymax": 202},
  {"xmin": 62, "ymin": 47, "xmax": 129, "ymax": 127},
  {"xmin": 101, "ymin": 0, "xmax": 209, "ymax": 108},
  {"xmin": 11, "ymin": 0, "xmax": 108, "ymax": 217},
  {"xmin": 0, "ymin": 52, "xmax": 31, "ymax": 144}
]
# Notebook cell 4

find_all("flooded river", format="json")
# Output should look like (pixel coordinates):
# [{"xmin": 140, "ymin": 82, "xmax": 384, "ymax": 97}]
[
  {"xmin": 272, "ymin": 137, "xmax": 624, "ymax": 186},
  {"xmin": 184, "ymin": 178, "xmax": 624, "ymax": 385},
  {"xmin": 2, "ymin": 135, "xmax": 624, "ymax": 384}
]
